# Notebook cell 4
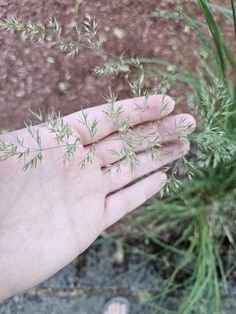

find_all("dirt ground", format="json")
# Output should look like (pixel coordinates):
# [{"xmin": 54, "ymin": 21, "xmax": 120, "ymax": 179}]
[
  {"xmin": 0, "ymin": 0, "xmax": 210, "ymax": 130},
  {"xmin": 0, "ymin": 0, "xmax": 174, "ymax": 131}
]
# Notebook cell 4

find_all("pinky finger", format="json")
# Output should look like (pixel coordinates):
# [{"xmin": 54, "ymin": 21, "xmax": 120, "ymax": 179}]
[{"xmin": 104, "ymin": 171, "xmax": 167, "ymax": 229}]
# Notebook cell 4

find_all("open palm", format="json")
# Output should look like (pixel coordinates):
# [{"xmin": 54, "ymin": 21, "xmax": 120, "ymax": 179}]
[{"xmin": 0, "ymin": 95, "xmax": 195, "ymax": 301}]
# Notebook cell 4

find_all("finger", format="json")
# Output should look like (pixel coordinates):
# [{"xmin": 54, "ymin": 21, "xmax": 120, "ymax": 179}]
[
  {"xmin": 96, "ymin": 113, "xmax": 195, "ymax": 166},
  {"xmin": 104, "ymin": 140, "xmax": 189, "ymax": 193},
  {"xmin": 104, "ymin": 171, "xmax": 167, "ymax": 229},
  {"xmin": 63, "ymin": 94, "xmax": 175, "ymax": 145}
]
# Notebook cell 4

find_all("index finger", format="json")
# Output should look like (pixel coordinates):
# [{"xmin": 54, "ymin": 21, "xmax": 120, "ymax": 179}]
[{"xmin": 63, "ymin": 94, "xmax": 175, "ymax": 145}]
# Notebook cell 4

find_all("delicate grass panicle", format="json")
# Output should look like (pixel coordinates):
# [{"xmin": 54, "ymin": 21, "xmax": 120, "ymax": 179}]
[
  {"xmin": 1, "ymin": 1, "xmax": 236, "ymax": 313},
  {"xmin": 0, "ymin": 13, "xmax": 103, "ymax": 57}
]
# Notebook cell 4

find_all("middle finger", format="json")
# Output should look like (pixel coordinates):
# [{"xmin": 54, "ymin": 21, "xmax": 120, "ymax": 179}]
[{"xmin": 104, "ymin": 140, "xmax": 190, "ymax": 194}]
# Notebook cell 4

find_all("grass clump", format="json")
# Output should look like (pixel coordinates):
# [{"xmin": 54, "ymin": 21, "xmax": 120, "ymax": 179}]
[
  {"xmin": 118, "ymin": 1, "xmax": 236, "ymax": 312},
  {"xmin": 94, "ymin": 0, "xmax": 236, "ymax": 312}
]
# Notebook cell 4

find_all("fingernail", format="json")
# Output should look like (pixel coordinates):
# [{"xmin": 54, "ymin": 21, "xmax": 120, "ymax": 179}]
[{"xmin": 158, "ymin": 95, "xmax": 175, "ymax": 117}]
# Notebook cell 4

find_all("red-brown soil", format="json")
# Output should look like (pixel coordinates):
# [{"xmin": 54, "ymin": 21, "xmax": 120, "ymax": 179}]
[{"xmin": 1, "ymin": 0, "xmax": 231, "ymax": 131}]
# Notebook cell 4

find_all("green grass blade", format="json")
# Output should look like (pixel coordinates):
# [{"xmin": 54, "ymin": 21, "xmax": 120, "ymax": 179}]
[
  {"xmin": 231, "ymin": 0, "xmax": 236, "ymax": 40},
  {"xmin": 222, "ymin": 40, "xmax": 236, "ymax": 71},
  {"xmin": 197, "ymin": 0, "xmax": 226, "ymax": 77},
  {"xmin": 123, "ymin": 57, "xmax": 173, "ymax": 67},
  {"xmin": 192, "ymin": 0, "xmax": 233, "ymax": 19}
]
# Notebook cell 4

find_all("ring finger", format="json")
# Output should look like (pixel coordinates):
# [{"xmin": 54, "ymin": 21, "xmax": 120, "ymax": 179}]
[
  {"xmin": 95, "ymin": 113, "xmax": 195, "ymax": 167},
  {"xmin": 104, "ymin": 140, "xmax": 189, "ymax": 193}
]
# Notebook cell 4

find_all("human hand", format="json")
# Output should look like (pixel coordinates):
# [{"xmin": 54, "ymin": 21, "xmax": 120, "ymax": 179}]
[{"xmin": 0, "ymin": 95, "xmax": 195, "ymax": 301}]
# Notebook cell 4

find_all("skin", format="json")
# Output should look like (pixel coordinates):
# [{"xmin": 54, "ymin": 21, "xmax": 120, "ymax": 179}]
[
  {"xmin": 104, "ymin": 302, "xmax": 127, "ymax": 314},
  {"xmin": 0, "ymin": 95, "xmax": 196, "ymax": 303}
]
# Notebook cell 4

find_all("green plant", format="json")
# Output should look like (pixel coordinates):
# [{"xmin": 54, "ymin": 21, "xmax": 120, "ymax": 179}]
[
  {"xmin": 119, "ymin": 1, "xmax": 236, "ymax": 313},
  {"xmin": 1, "ymin": 1, "xmax": 236, "ymax": 313},
  {"xmin": 0, "ymin": 13, "xmax": 103, "ymax": 57},
  {"xmin": 93, "ymin": 1, "xmax": 236, "ymax": 312}
]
